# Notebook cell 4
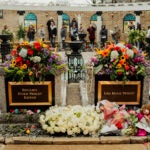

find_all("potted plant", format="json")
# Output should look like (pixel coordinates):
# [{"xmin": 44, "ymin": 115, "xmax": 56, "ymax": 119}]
[{"xmin": 16, "ymin": 24, "xmax": 26, "ymax": 41}]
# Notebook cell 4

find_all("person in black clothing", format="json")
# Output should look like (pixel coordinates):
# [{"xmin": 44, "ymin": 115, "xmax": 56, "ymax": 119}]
[
  {"xmin": 100, "ymin": 25, "xmax": 108, "ymax": 48},
  {"xmin": 46, "ymin": 17, "xmax": 54, "ymax": 41},
  {"xmin": 50, "ymin": 21, "xmax": 57, "ymax": 48},
  {"xmin": 70, "ymin": 18, "xmax": 78, "ymax": 29},
  {"xmin": 136, "ymin": 22, "xmax": 141, "ymax": 30},
  {"xmin": 128, "ymin": 21, "xmax": 135, "ymax": 30},
  {"xmin": 27, "ymin": 25, "xmax": 35, "ymax": 42}
]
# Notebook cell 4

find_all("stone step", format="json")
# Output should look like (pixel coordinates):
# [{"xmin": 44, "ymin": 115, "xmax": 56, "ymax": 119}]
[
  {"xmin": 66, "ymin": 83, "xmax": 81, "ymax": 105},
  {"xmin": 1, "ymin": 136, "xmax": 150, "ymax": 145}
]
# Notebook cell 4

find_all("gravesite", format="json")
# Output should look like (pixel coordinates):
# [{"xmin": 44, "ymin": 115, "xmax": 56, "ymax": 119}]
[{"xmin": 0, "ymin": 0, "xmax": 150, "ymax": 149}]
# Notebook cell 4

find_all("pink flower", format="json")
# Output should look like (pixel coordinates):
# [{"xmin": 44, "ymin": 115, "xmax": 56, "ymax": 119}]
[
  {"xmin": 137, "ymin": 113, "xmax": 143, "ymax": 121},
  {"xmin": 26, "ymin": 110, "xmax": 34, "ymax": 115},
  {"xmin": 136, "ymin": 128, "xmax": 147, "ymax": 136}
]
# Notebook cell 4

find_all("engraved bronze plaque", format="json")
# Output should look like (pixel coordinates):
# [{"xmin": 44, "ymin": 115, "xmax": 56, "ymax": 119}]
[
  {"xmin": 8, "ymin": 81, "xmax": 52, "ymax": 106},
  {"xmin": 98, "ymin": 81, "xmax": 141, "ymax": 105}
]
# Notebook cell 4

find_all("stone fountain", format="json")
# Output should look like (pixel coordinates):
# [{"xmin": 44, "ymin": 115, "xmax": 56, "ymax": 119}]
[{"xmin": 69, "ymin": 40, "xmax": 83, "ymax": 54}]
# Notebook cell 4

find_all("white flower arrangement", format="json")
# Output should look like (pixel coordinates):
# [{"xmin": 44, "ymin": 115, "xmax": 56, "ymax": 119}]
[{"xmin": 39, "ymin": 105, "xmax": 103, "ymax": 136}]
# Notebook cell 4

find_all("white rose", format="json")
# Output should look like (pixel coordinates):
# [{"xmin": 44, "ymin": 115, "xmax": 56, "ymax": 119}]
[{"xmin": 19, "ymin": 48, "xmax": 27, "ymax": 58}]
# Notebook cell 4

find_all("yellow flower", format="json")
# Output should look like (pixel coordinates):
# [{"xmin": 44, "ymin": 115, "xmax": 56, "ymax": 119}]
[
  {"xmin": 116, "ymin": 63, "xmax": 122, "ymax": 68},
  {"xmin": 26, "ymin": 129, "xmax": 30, "ymax": 134},
  {"xmin": 20, "ymin": 64, "xmax": 27, "ymax": 70},
  {"xmin": 28, "ymin": 71, "xmax": 33, "ymax": 76},
  {"xmin": 24, "ymin": 41, "xmax": 29, "ymax": 45},
  {"xmin": 11, "ymin": 59, "xmax": 16, "ymax": 66},
  {"xmin": 43, "ymin": 44, "xmax": 48, "ymax": 48}
]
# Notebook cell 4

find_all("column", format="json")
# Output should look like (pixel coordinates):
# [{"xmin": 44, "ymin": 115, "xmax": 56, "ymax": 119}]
[
  {"xmin": 17, "ymin": 11, "xmax": 25, "ymax": 27},
  {"xmin": 96, "ymin": 11, "xmax": 103, "ymax": 45},
  {"xmin": 57, "ymin": 11, "xmax": 63, "ymax": 48},
  {"xmin": 134, "ymin": 11, "xmax": 142, "ymax": 28}
]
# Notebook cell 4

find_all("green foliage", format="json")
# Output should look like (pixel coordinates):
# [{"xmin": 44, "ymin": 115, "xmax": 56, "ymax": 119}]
[
  {"xmin": 128, "ymin": 29, "xmax": 146, "ymax": 45},
  {"xmin": 16, "ymin": 24, "xmax": 26, "ymax": 40}
]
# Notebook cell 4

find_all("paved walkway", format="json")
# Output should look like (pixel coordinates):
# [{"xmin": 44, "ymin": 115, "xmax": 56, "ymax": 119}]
[{"xmin": 2, "ymin": 144, "xmax": 150, "ymax": 150}]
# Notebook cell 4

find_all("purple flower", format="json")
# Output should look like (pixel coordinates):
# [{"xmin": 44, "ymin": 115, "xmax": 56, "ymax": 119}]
[
  {"xmin": 48, "ymin": 58, "xmax": 53, "ymax": 63},
  {"xmin": 126, "ymin": 43, "xmax": 132, "ymax": 49}
]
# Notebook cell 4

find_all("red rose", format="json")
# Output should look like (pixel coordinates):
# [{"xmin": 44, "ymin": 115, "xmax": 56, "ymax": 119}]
[
  {"xmin": 114, "ymin": 46, "xmax": 121, "ymax": 51},
  {"xmin": 11, "ymin": 49, "xmax": 17, "ymax": 56},
  {"xmin": 28, "ymin": 49, "xmax": 34, "ymax": 56},
  {"xmin": 34, "ymin": 42, "xmax": 41, "ymax": 51},
  {"xmin": 25, "ymin": 60, "xmax": 31, "ymax": 66},
  {"xmin": 16, "ymin": 56, "xmax": 23, "ymax": 63},
  {"xmin": 16, "ymin": 56, "xmax": 23, "ymax": 66},
  {"xmin": 115, "ymin": 122, "xmax": 123, "ymax": 129}
]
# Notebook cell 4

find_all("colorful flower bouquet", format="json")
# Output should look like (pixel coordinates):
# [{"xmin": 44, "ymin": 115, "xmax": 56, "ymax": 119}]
[
  {"xmin": 4, "ymin": 41, "xmax": 67, "ymax": 82},
  {"xmin": 90, "ymin": 43, "xmax": 149, "ymax": 81}
]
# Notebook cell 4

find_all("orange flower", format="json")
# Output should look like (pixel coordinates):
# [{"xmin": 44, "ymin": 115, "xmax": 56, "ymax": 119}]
[
  {"xmin": 121, "ymin": 48, "xmax": 126, "ymax": 53},
  {"xmin": 102, "ymin": 49, "xmax": 109, "ymax": 57},
  {"xmin": 124, "ymin": 54, "xmax": 129, "ymax": 59},
  {"xmin": 107, "ymin": 44, "xmax": 114, "ymax": 50},
  {"xmin": 119, "ymin": 59, "xmax": 125, "ymax": 65},
  {"xmin": 133, "ymin": 49, "xmax": 138, "ymax": 54}
]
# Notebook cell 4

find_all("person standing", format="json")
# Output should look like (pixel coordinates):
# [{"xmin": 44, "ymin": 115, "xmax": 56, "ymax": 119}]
[
  {"xmin": 38, "ymin": 24, "xmax": 45, "ymax": 41},
  {"xmin": 70, "ymin": 18, "xmax": 78, "ymax": 29},
  {"xmin": 46, "ymin": 17, "xmax": 54, "ymax": 41},
  {"xmin": 27, "ymin": 25, "xmax": 35, "ymax": 42},
  {"xmin": 61, "ymin": 24, "xmax": 67, "ymax": 49},
  {"xmin": 100, "ymin": 25, "xmax": 108, "ymax": 48},
  {"xmin": 128, "ymin": 21, "xmax": 135, "ymax": 30},
  {"xmin": 87, "ymin": 24, "xmax": 96, "ymax": 49},
  {"xmin": 70, "ymin": 23, "xmax": 78, "ymax": 41},
  {"xmin": 111, "ymin": 26, "xmax": 121, "ymax": 44},
  {"xmin": 2, "ymin": 25, "xmax": 10, "ymax": 35},
  {"xmin": 50, "ymin": 21, "xmax": 57, "ymax": 48}
]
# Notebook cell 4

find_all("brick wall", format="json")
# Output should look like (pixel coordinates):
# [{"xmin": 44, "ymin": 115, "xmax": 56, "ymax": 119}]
[{"xmin": 0, "ymin": 10, "xmax": 149, "ymax": 43}]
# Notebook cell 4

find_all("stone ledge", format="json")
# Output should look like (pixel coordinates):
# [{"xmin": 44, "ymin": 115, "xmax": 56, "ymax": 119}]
[
  {"xmin": 5, "ymin": 137, "xmax": 14, "ymax": 144},
  {"xmin": 0, "ymin": 137, "xmax": 4, "ymax": 143},
  {"xmin": 29, "ymin": 137, "xmax": 53, "ymax": 144},
  {"xmin": 100, "ymin": 136, "xmax": 130, "ymax": 144},
  {"xmin": 130, "ymin": 136, "xmax": 148, "ymax": 144},
  {"xmin": 13, "ymin": 137, "xmax": 30, "ymax": 144},
  {"xmin": 2, "ymin": 136, "xmax": 150, "ymax": 145},
  {"xmin": 53, "ymin": 137, "xmax": 100, "ymax": 145}
]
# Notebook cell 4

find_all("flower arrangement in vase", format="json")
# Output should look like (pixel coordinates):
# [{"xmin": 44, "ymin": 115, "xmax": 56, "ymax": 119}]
[
  {"xmin": 90, "ymin": 43, "xmax": 149, "ymax": 82},
  {"xmin": 4, "ymin": 41, "xmax": 67, "ymax": 82}
]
